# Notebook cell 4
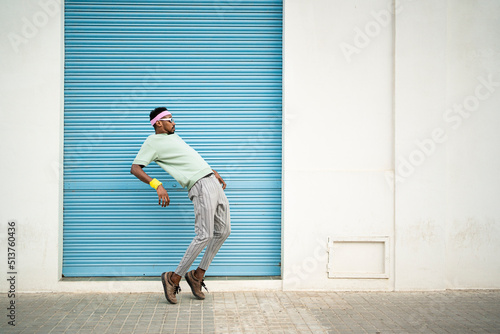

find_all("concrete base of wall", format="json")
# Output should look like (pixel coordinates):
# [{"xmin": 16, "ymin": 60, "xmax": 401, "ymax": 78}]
[{"xmin": 13, "ymin": 279, "xmax": 282, "ymax": 293}]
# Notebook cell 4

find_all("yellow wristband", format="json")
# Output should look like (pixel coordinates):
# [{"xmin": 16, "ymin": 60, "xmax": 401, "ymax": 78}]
[{"xmin": 149, "ymin": 178, "xmax": 162, "ymax": 190}]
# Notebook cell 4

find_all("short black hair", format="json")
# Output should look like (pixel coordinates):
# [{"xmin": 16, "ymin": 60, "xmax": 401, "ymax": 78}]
[{"xmin": 150, "ymin": 107, "xmax": 168, "ymax": 121}]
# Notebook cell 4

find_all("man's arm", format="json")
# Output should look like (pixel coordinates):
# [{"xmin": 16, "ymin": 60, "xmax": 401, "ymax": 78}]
[
  {"xmin": 212, "ymin": 169, "xmax": 226, "ymax": 189},
  {"xmin": 130, "ymin": 164, "xmax": 170, "ymax": 207}
]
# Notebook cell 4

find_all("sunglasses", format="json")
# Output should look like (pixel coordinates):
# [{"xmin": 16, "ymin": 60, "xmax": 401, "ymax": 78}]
[{"xmin": 159, "ymin": 118, "xmax": 174, "ymax": 123}]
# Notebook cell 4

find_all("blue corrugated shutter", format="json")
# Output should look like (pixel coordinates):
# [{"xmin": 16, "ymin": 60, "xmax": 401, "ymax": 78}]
[{"xmin": 63, "ymin": 0, "xmax": 282, "ymax": 276}]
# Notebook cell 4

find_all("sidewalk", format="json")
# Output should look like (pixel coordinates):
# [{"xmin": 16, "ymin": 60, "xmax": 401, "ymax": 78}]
[{"xmin": 3, "ymin": 289, "xmax": 500, "ymax": 333}]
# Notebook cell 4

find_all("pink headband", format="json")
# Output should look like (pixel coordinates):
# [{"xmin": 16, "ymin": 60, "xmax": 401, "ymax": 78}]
[{"xmin": 150, "ymin": 110, "xmax": 171, "ymax": 126}]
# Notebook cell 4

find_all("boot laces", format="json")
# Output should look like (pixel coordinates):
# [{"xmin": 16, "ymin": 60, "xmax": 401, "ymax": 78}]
[{"xmin": 200, "ymin": 279, "xmax": 208, "ymax": 292}]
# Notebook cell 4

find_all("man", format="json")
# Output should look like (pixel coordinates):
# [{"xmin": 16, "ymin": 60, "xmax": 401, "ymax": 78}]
[{"xmin": 130, "ymin": 107, "xmax": 231, "ymax": 304}]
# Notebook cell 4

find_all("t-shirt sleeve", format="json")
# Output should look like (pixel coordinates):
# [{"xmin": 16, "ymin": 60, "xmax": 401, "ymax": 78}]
[{"xmin": 133, "ymin": 141, "xmax": 157, "ymax": 166}]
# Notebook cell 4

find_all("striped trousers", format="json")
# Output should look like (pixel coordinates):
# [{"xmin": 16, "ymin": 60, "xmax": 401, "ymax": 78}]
[{"xmin": 175, "ymin": 174, "xmax": 231, "ymax": 276}]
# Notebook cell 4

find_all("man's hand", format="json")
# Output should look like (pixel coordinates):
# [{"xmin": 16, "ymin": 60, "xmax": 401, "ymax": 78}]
[
  {"xmin": 212, "ymin": 170, "xmax": 226, "ymax": 189},
  {"xmin": 157, "ymin": 185, "xmax": 170, "ymax": 207},
  {"xmin": 131, "ymin": 164, "xmax": 170, "ymax": 207}
]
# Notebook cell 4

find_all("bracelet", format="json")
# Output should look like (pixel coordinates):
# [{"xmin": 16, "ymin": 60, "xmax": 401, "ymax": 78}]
[{"xmin": 149, "ymin": 178, "xmax": 162, "ymax": 190}]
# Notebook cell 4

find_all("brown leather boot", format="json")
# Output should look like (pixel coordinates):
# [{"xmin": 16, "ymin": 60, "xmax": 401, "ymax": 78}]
[
  {"xmin": 161, "ymin": 272, "xmax": 181, "ymax": 304},
  {"xmin": 185, "ymin": 270, "xmax": 208, "ymax": 300}
]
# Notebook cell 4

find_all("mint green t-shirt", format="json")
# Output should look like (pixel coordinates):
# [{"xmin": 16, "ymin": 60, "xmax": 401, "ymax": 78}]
[{"xmin": 133, "ymin": 133, "xmax": 213, "ymax": 190}]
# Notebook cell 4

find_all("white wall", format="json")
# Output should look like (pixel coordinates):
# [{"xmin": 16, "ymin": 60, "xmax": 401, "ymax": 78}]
[
  {"xmin": 1, "ymin": 0, "xmax": 499, "ymax": 293},
  {"xmin": 283, "ymin": 0, "xmax": 500, "ymax": 291},
  {"xmin": 1, "ymin": 0, "xmax": 63, "ymax": 292},
  {"xmin": 394, "ymin": 0, "xmax": 449, "ymax": 290},
  {"xmin": 444, "ymin": 0, "xmax": 500, "ymax": 288},
  {"xmin": 394, "ymin": 0, "xmax": 500, "ymax": 290},
  {"xmin": 283, "ymin": 0, "xmax": 395, "ymax": 290}
]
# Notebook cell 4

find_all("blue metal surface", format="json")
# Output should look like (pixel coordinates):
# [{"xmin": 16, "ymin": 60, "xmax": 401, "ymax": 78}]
[{"xmin": 63, "ymin": 0, "xmax": 282, "ymax": 277}]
